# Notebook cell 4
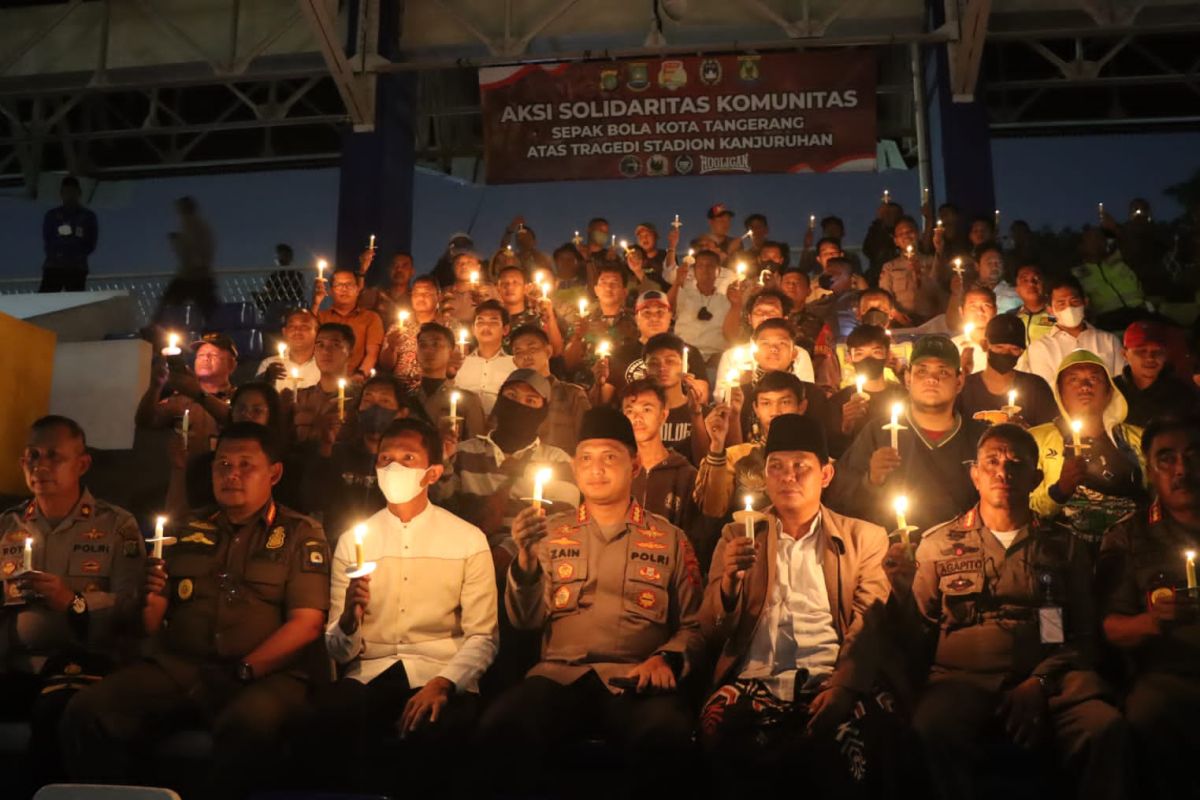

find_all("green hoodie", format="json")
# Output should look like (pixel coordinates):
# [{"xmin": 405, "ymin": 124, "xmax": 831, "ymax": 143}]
[{"xmin": 1028, "ymin": 349, "xmax": 1147, "ymax": 543}]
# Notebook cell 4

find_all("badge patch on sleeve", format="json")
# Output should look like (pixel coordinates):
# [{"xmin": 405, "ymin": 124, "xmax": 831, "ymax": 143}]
[
  {"xmin": 177, "ymin": 578, "xmax": 194, "ymax": 600},
  {"xmin": 301, "ymin": 539, "xmax": 330, "ymax": 573},
  {"xmin": 123, "ymin": 540, "xmax": 142, "ymax": 558}
]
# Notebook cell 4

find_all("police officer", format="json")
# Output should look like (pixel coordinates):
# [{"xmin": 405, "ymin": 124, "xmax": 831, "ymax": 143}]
[
  {"xmin": 477, "ymin": 406, "xmax": 704, "ymax": 789},
  {"xmin": 1097, "ymin": 414, "xmax": 1200, "ymax": 796},
  {"xmin": 887, "ymin": 424, "xmax": 1131, "ymax": 800},
  {"xmin": 0, "ymin": 416, "xmax": 143, "ymax": 789},
  {"xmin": 62, "ymin": 422, "xmax": 331, "ymax": 798}
]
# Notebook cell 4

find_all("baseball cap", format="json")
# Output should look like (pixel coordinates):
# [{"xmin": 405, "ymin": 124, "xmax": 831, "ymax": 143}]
[
  {"xmin": 501, "ymin": 368, "xmax": 550, "ymax": 402},
  {"xmin": 985, "ymin": 314, "xmax": 1027, "ymax": 350},
  {"xmin": 1123, "ymin": 320, "xmax": 1168, "ymax": 349},
  {"xmin": 191, "ymin": 332, "xmax": 239, "ymax": 360},
  {"xmin": 707, "ymin": 203, "xmax": 735, "ymax": 219},
  {"xmin": 635, "ymin": 290, "xmax": 671, "ymax": 311},
  {"xmin": 910, "ymin": 334, "xmax": 960, "ymax": 370}
]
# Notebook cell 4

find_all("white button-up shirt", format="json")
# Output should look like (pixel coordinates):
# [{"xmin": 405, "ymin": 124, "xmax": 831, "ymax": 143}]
[
  {"xmin": 255, "ymin": 354, "xmax": 321, "ymax": 393},
  {"xmin": 1016, "ymin": 324, "xmax": 1126, "ymax": 388},
  {"xmin": 455, "ymin": 350, "xmax": 516, "ymax": 415},
  {"xmin": 325, "ymin": 502, "xmax": 499, "ymax": 691},
  {"xmin": 950, "ymin": 333, "xmax": 986, "ymax": 374},
  {"xmin": 715, "ymin": 345, "xmax": 814, "ymax": 384},
  {"xmin": 674, "ymin": 283, "xmax": 732, "ymax": 358},
  {"xmin": 738, "ymin": 514, "xmax": 840, "ymax": 701}
]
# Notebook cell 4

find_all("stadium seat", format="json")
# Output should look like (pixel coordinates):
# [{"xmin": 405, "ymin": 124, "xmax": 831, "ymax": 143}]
[
  {"xmin": 157, "ymin": 305, "xmax": 197, "ymax": 330},
  {"xmin": 229, "ymin": 329, "xmax": 264, "ymax": 360},
  {"xmin": 33, "ymin": 785, "xmax": 182, "ymax": 800},
  {"xmin": 261, "ymin": 300, "xmax": 296, "ymax": 330},
  {"xmin": 209, "ymin": 302, "xmax": 260, "ymax": 331}
]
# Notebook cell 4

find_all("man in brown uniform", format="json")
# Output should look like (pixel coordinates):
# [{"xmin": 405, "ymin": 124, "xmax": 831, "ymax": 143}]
[
  {"xmin": 0, "ymin": 416, "xmax": 144, "ymax": 789},
  {"xmin": 477, "ymin": 406, "xmax": 704, "ymax": 784},
  {"xmin": 135, "ymin": 333, "xmax": 237, "ymax": 455},
  {"xmin": 62, "ymin": 423, "xmax": 331, "ymax": 798},
  {"xmin": 291, "ymin": 322, "xmax": 361, "ymax": 444},
  {"xmin": 1097, "ymin": 414, "xmax": 1200, "ymax": 796},
  {"xmin": 888, "ymin": 423, "xmax": 1130, "ymax": 799}
]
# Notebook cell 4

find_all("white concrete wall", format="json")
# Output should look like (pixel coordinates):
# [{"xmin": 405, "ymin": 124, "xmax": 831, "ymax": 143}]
[{"xmin": 50, "ymin": 339, "xmax": 151, "ymax": 451}]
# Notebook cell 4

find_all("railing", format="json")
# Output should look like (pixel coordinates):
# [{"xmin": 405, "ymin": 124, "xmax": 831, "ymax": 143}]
[{"xmin": 0, "ymin": 268, "xmax": 311, "ymax": 330}]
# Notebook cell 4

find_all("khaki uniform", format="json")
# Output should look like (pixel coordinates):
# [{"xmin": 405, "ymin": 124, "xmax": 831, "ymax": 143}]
[
  {"xmin": 1097, "ymin": 500, "xmax": 1200, "ymax": 796},
  {"xmin": 0, "ymin": 491, "xmax": 144, "ymax": 673},
  {"xmin": 506, "ymin": 500, "xmax": 705, "ymax": 686},
  {"xmin": 150, "ymin": 389, "xmax": 232, "ymax": 455},
  {"xmin": 291, "ymin": 382, "xmax": 361, "ymax": 444},
  {"xmin": 902, "ymin": 506, "xmax": 1130, "ymax": 800},
  {"xmin": 62, "ymin": 501, "xmax": 331, "ymax": 793}
]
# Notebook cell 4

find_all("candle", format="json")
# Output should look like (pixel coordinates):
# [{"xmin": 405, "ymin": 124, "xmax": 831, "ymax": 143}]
[
  {"xmin": 578, "ymin": 298, "xmax": 588, "ymax": 317},
  {"xmin": 449, "ymin": 390, "xmax": 460, "ymax": 423},
  {"xmin": 610, "ymin": 234, "xmax": 616, "ymax": 248},
  {"xmin": 889, "ymin": 402, "xmax": 903, "ymax": 449},
  {"xmin": 855, "ymin": 374, "xmax": 867, "ymax": 398},
  {"xmin": 153, "ymin": 516, "xmax": 167, "ymax": 560},
  {"xmin": 532, "ymin": 466, "xmax": 552, "ymax": 511},
  {"xmin": 993, "ymin": 208, "xmax": 1001, "ymax": 228},
  {"xmin": 736, "ymin": 261, "xmax": 747, "ymax": 280},
  {"xmin": 457, "ymin": 329, "xmax": 469, "ymax": 355},
  {"xmin": 1098, "ymin": 201, "xmax": 1105, "ymax": 220},
  {"xmin": 1187, "ymin": 550, "xmax": 1197, "ymax": 591},
  {"xmin": 743, "ymin": 495, "xmax": 755, "ymax": 539},
  {"xmin": 161, "ymin": 332, "xmax": 182, "ymax": 357},
  {"xmin": 731, "ymin": 347, "xmax": 744, "ymax": 370},
  {"xmin": 506, "ymin": 243, "xmax": 513, "ymax": 253},
  {"xmin": 23, "ymin": 536, "xmax": 33, "ymax": 573},
  {"xmin": 597, "ymin": 340, "xmax": 612, "ymax": 359},
  {"xmin": 353, "ymin": 523, "xmax": 366, "ymax": 571},
  {"xmin": 1069, "ymin": 418, "xmax": 1083, "ymax": 452},
  {"xmin": 741, "ymin": 228, "xmax": 753, "ymax": 241},
  {"xmin": 540, "ymin": 282, "xmax": 550, "ymax": 300},
  {"xmin": 672, "ymin": 213, "xmax": 681, "ymax": 229},
  {"xmin": 533, "ymin": 270, "xmax": 545, "ymax": 286},
  {"xmin": 936, "ymin": 218, "xmax": 944, "ymax": 230},
  {"xmin": 368, "ymin": 234, "xmax": 376, "ymax": 250},
  {"xmin": 290, "ymin": 367, "xmax": 300, "ymax": 393},
  {"xmin": 619, "ymin": 239, "xmax": 629, "ymax": 253},
  {"xmin": 369, "ymin": 369, "xmax": 376, "ymax": 379},
  {"xmin": 882, "ymin": 189, "xmax": 890, "ymax": 204},
  {"xmin": 952, "ymin": 257, "xmax": 964, "ymax": 276},
  {"xmin": 469, "ymin": 270, "xmax": 480, "ymax": 286},
  {"xmin": 573, "ymin": 230, "xmax": 581, "ymax": 243},
  {"xmin": 685, "ymin": 248, "xmax": 695, "ymax": 261},
  {"xmin": 905, "ymin": 244, "xmax": 914, "ymax": 257},
  {"xmin": 682, "ymin": 346, "xmax": 690, "ymax": 369},
  {"xmin": 277, "ymin": 342, "xmax": 287, "ymax": 361},
  {"xmin": 893, "ymin": 495, "xmax": 908, "ymax": 532},
  {"xmin": 337, "ymin": 378, "xmax": 347, "ymax": 422},
  {"xmin": 809, "ymin": 214, "xmax": 816, "ymax": 230},
  {"xmin": 922, "ymin": 186, "xmax": 930, "ymax": 203},
  {"xmin": 1007, "ymin": 390, "xmax": 1017, "ymax": 408},
  {"xmin": 317, "ymin": 258, "xmax": 327, "ymax": 282},
  {"xmin": 964, "ymin": 322, "xmax": 975, "ymax": 342},
  {"xmin": 181, "ymin": 409, "xmax": 189, "ymax": 445}
]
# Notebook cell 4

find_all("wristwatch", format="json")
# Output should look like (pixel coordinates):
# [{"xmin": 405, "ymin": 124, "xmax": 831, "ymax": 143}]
[
  {"xmin": 1033, "ymin": 672, "xmax": 1060, "ymax": 696},
  {"xmin": 235, "ymin": 661, "xmax": 255, "ymax": 684},
  {"xmin": 654, "ymin": 650, "xmax": 685, "ymax": 678},
  {"xmin": 69, "ymin": 592, "xmax": 88, "ymax": 616}
]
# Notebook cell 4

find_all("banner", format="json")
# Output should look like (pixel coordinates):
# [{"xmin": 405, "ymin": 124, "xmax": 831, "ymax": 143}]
[{"xmin": 479, "ymin": 50, "xmax": 877, "ymax": 184}]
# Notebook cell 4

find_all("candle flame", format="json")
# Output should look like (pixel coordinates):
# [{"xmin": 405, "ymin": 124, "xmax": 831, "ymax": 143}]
[
  {"xmin": 168, "ymin": 332, "xmax": 179, "ymax": 348},
  {"xmin": 469, "ymin": 270, "xmax": 479, "ymax": 283},
  {"xmin": 338, "ymin": 378, "xmax": 347, "ymax": 389},
  {"xmin": 1070, "ymin": 419, "xmax": 1082, "ymax": 434},
  {"xmin": 354, "ymin": 523, "xmax": 366, "ymax": 545},
  {"xmin": 317, "ymin": 258, "xmax": 327, "ymax": 273},
  {"xmin": 277, "ymin": 343, "xmax": 287, "ymax": 358},
  {"xmin": 725, "ymin": 368, "xmax": 739, "ymax": 385},
  {"xmin": 893, "ymin": 496, "xmax": 908, "ymax": 515},
  {"xmin": 891, "ymin": 402, "xmax": 903, "ymax": 417},
  {"xmin": 155, "ymin": 515, "xmax": 167, "ymax": 528},
  {"xmin": 1188, "ymin": 550, "xmax": 1196, "ymax": 561},
  {"xmin": 535, "ymin": 467, "xmax": 552, "ymax": 485},
  {"xmin": 450, "ymin": 390, "xmax": 461, "ymax": 403},
  {"xmin": 290, "ymin": 368, "xmax": 299, "ymax": 378},
  {"xmin": 744, "ymin": 495, "xmax": 753, "ymax": 512},
  {"xmin": 458, "ymin": 329, "xmax": 468, "ymax": 344}
]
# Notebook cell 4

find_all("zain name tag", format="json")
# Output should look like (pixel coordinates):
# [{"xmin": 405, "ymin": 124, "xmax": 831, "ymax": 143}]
[{"xmin": 1038, "ymin": 606, "xmax": 1064, "ymax": 644}]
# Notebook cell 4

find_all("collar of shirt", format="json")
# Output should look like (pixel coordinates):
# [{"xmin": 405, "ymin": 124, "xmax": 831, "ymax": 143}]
[
  {"xmin": 905, "ymin": 410, "xmax": 963, "ymax": 449},
  {"xmin": 381, "ymin": 501, "xmax": 435, "ymax": 533},
  {"xmin": 326, "ymin": 305, "xmax": 363, "ymax": 319},
  {"xmin": 469, "ymin": 349, "xmax": 510, "ymax": 363},
  {"xmin": 477, "ymin": 434, "xmax": 541, "ymax": 464},
  {"xmin": 26, "ymin": 488, "xmax": 97, "ymax": 530},
  {"xmin": 218, "ymin": 499, "xmax": 278, "ymax": 532},
  {"xmin": 777, "ymin": 512, "xmax": 822, "ymax": 550},
  {"xmin": 576, "ymin": 499, "xmax": 647, "ymax": 543}
]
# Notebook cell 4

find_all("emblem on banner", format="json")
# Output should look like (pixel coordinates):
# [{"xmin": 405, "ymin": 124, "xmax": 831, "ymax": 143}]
[
  {"xmin": 674, "ymin": 154, "xmax": 695, "ymax": 175},
  {"xmin": 737, "ymin": 55, "xmax": 760, "ymax": 83},
  {"xmin": 627, "ymin": 63, "xmax": 649, "ymax": 91},
  {"xmin": 658, "ymin": 60, "xmax": 688, "ymax": 90},
  {"xmin": 646, "ymin": 154, "xmax": 669, "ymax": 176},
  {"xmin": 600, "ymin": 69, "xmax": 619, "ymax": 92},
  {"xmin": 619, "ymin": 155, "xmax": 641, "ymax": 177},
  {"xmin": 700, "ymin": 59, "xmax": 722, "ymax": 85}
]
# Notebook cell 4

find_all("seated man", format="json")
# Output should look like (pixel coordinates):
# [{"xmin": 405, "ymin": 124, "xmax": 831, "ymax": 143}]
[
  {"xmin": 62, "ymin": 423, "xmax": 331, "ymax": 798},
  {"xmin": 1018, "ymin": 275, "xmax": 1126, "ymax": 388},
  {"xmin": 716, "ymin": 287, "xmax": 815, "ymax": 384},
  {"xmin": 291, "ymin": 322, "xmax": 361, "ymax": 444},
  {"xmin": 827, "ymin": 335, "xmax": 986, "ymax": 534},
  {"xmin": 1097, "ymin": 415, "xmax": 1200, "ymax": 797},
  {"xmin": 890, "ymin": 424, "xmax": 1131, "ymax": 800},
  {"xmin": 135, "ymin": 332, "xmax": 237, "ymax": 455},
  {"xmin": 828, "ymin": 324, "xmax": 909, "ymax": 458},
  {"xmin": 1029, "ymin": 349, "xmax": 1148, "ymax": 552},
  {"xmin": 511, "ymin": 324, "xmax": 590, "ymax": 454},
  {"xmin": 0, "ymin": 417, "xmax": 144, "ymax": 791},
  {"xmin": 476, "ymin": 407, "xmax": 704, "ymax": 788},
  {"xmin": 455, "ymin": 300, "xmax": 517, "ymax": 416},
  {"xmin": 949, "ymin": 284, "xmax": 998, "ymax": 375},
  {"xmin": 958, "ymin": 314, "xmax": 1057, "ymax": 428},
  {"xmin": 700, "ymin": 414, "xmax": 903, "ymax": 795},
  {"xmin": 256, "ymin": 308, "xmax": 321, "ymax": 393},
  {"xmin": 302, "ymin": 417, "xmax": 498, "ymax": 795},
  {"xmin": 413, "ymin": 322, "xmax": 485, "ymax": 442},
  {"xmin": 731, "ymin": 319, "xmax": 832, "ymax": 441},
  {"xmin": 1114, "ymin": 321, "xmax": 1198, "ymax": 427},
  {"xmin": 620, "ymin": 378, "xmax": 700, "ymax": 540}
]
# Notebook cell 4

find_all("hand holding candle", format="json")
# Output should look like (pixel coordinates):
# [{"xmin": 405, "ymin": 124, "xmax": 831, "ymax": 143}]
[
  {"xmin": 596, "ymin": 340, "xmax": 612, "ymax": 359},
  {"xmin": 1069, "ymin": 418, "xmax": 1083, "ymax": 452},
  {"xmin": 162, "ymin": 332, "xmax": 182, "ymax": 357},
  {"xmin": 368, "ymin": 234, "xmax": 376, "ymax": 250},
  {"xmin": 317, "ymin": 258, "xmax": 328, "ymax": 283},
  {"xmin": 672, "ymin": 214, "xmax": 681, "ymax": 229}
]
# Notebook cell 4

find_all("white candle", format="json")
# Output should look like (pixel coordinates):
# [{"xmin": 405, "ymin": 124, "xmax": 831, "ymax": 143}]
[
  {"xmin": 882, "ymin": 189, "xmax": 890, "ymax": 204},
  {"xmin": 277, "ymin": 342, "xmax": 287, "ymax": 361},
  {"xmin": 1069, "ymin": 418, "xmax": 1082, "ymax": 451},
  {"xmin": 317, "ymin": 258, "xmax": 327, "ymax": 282},
  {"xmin": 398, "ymin": 310, "xmax": 410, "ymax": 327},
  {"xmin": 162, "ymin": 332, "xmax": 182, "ymax": 357},
  {"xmin": 743, "ymin": 495, "xmax": 755, "ymax": 539},
  {"xmin": 290, "ymin": 367, "xmax": 300, "ymax": 393},
  {"xmin": 353, "ymin": 523, "xmax": 366, "ymax": 571},
  {"xmin": 890, "ymin": 402, "xmax": 903, "ymax": 449},
  {"xmin": 578, "ymin": 298, "xmax": 588, "ymax": 317},
  {"xmin": 994, "ymin": 208, "xmax": 1001, "ymax": 228},
  {"xmin": 449, "ymin": 390, "xmax": 460, "ymax": 422},
  {"xmin": 736, "ymin": 261, "xmax": 747, "ymax": 280},
  {"xmin": 952, "ymin": 257, "xmax": 964, "ymax": 276},
  {"xmin": 741, "ymin": 228, "xmax": 753, "ymax": 241},
  {"xmin": 1098, "ymin": 201, "xmax": 1105, "ymax": 219},
  {"xmin": 506, "ymin": 243, "xmax": 513, "ymax": 253},
  {"xmin": 855, "ymin": 374, "xmax": 867, "ymax": 398},
  {"xmin": 685, "ymin": 248, "xmax": 695, "ymax": 262},
  {"xmin": 153, "ymin": 516, "xmax": 167, "ymax": 560},
  {"xmin": 905, "ymin": 244, "xmax": 914, "ymax": 257},
  {"xmin": 337, "ymin": 378, "xmax": 347, "ymax": 422},
  {"xmin": 619, "ymin": 239, "xmax": 629, "ymax": 253},
  {"xmin": 596, "ymin": 340, "xmax": 612, "ymax": 359},
  {"xmin": 23, "ymin": 536, "xmax": 33, "ymax": 572},
  {"xmin": 368, "ymin": 234, "xmax": 376, "ymax": 250},
  {"xmin": 682, "ymin": 346, "xmax": 689, "ymax": 369},
  {"xmin": 532, "ymin": 466, "xmax": 552, "ymax": 511},
  {"xmin": 1187, "ymin": 550, "xmax": 1197, "ymax": 590},
  {"xmin": 731, "ymin": 347, "xmax": 744, "ymax": 369},
  {"xmin": 672, "ymin": 214, "xmax": 681, "ymax": 229},
  {"xmin": 181, "ymin": 409, "xmax": 189, "ymax": 446},
  {"xmin": 469, "ymin": 270, "xmax": 479, "ymax": 286},
  {"xmin": 964, "ymin": 322, "xmax": 975, "ymax": 342},
  {"xmin": 458, "ymin": 329, "xmax": 469, "ymax": 355},
  {"xmin": 893, "ymin": 495, "xmax": 908, "ymax": 531},
  {"xmin": 540, "ymin": 282, "xmax": 550, "ymax": 300},
  {"xmin": 1007, "ymin": 390, "xmax": 1018, "ymax": 408},
  {"xmin": 936, "ymin": 218, "xmax": 944, "ymax": 230},
  {"xmin": 573, "ymin": 230, "xmax": 581, "ymax": 242},
  {"xmin": 809, "ymin": 214, "xmax": 816, "ymax": 230}
]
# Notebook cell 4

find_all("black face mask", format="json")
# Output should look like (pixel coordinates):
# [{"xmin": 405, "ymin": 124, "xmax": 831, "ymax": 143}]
[
  {"xmin": 358, "ymin": 405, "xmax": 398, "ymax": 435},
  {"xmin": 490, "ymin": 395, "xmax": 549, "ymax": 453},
  {"xmin": 854, "ymin": 356, "xmax": 886, "ymax": 381},
  {"xmin": 987, "ymin": 351, "xmax": 1020, "ymax": 374}
]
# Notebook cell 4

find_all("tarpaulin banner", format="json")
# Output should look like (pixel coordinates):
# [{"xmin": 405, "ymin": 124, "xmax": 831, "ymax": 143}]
[{"xmin": 479, "ymin": 50, "xmax": 877, "ymax": 184}]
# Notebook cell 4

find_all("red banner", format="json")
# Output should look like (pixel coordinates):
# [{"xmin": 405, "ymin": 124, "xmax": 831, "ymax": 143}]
[{"xmin": 479, "ymin": 50, "xmax": 877, "ymax": 184}]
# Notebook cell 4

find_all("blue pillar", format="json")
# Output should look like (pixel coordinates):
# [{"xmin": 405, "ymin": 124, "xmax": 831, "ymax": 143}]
[
  {"xmin": 335, "ymin": 1, "xmax": 415, "ymax": 284},
  {"xmin": 925, "ymin": 5, "xmax": 996, "ymax": 222}
]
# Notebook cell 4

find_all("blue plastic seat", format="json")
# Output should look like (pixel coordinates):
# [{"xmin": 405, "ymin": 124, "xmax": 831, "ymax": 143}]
[
  {"xmin": 229, "ymin": 329, "xmax": 264, "ymax": 360},
  {"xmin": 158, "ymin": 305, "xmax": 196, "ymax": 329},
  {"xmin": 209, "ymin": 302, "xmax": 260, "ymax": 330}
]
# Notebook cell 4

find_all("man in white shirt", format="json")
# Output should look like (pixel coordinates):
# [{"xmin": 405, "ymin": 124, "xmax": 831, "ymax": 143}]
[
  {"xmin": 670, "ymin": 249, "xmax": 732, "ymax": 361},
  {"xmin": 454, "ymin": 299, "xmax": 516, "ymax": 415},
  {"xmin": 950, "ymin": 285, "xmax": 998, "ymax": 375},
  {"xmin": 715, "ymin": 288, "xmax": 815, "ymax": 383},
  {"xmin": 1017, "ymin": 275, "xmax": 1126, "ymax": 387},
  {"xmin": 256, "ymin": 308, "xmax": 321, "ymax": 393},
  {"xmin": 698, "ymin": 413, "xmax": 899, "ymax": 794},
  {"xmin": 302, "ymin": 416, "xmax": 498, "ymax": 793}
]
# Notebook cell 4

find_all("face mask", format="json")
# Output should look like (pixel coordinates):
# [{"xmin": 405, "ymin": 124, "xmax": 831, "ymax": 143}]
[
  {"xmin": 591, "ymin": 230, "xmax": 608, "ymax": 246},
  {"xmin": 854, "ymin": 356, "xmax": 886, "ymax": 380},
  {"xmin": 1055, "ymin": 305, "xmax": 1085, "ymax": 328},
  {"xmin": 490, "ymin": 395, "xmax": 548, "ymax": 453},
  {"xmin": 861, "ymin": 309, "xmax": 890, "ymax": 328},
  {"xmin": 358, "ymin": 405, "xmax": 398, "ymax": 436},
  {"xmin": 987, "ymin": 352, "xmax": 1020, "ymax": 374},
  {"xmin": 376, "ymin": 462, "xmax": 430, "ymax": 504}
]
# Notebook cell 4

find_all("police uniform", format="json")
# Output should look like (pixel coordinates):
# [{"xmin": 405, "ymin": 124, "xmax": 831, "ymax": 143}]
[
  {"xmin": 0, "ymin": 491, "xmax": 143, "ymax": 789},
  {"xmin": 1097, "ymin": 500, "xmax": 1200, "ymax": 796},
  {"xmin": 479, "ymin": 500, "xmax": 704, "ymax": 770},
  {"xmin": 62, "ymin": 501, "xmax": 331, "ymax": 794},
  {"xmin": 152, "ymin": 388, "xmax": 233, "ymax": 455},
  {"xmin": 903, "ymin": 506, "xmax": 1130, "ymax": 799}
]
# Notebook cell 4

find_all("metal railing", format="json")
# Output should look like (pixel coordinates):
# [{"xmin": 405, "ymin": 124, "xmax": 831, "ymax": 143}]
[{"xmin": 0, "ymin": 268, "xmax": 311, "ymax": 330}]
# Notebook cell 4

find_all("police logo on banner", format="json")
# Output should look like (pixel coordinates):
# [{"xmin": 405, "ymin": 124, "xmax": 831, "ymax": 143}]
[
  {"xmin": 657, "ymin": 60, "xmax": 687, "ymax": 90},
  {"xmin": 600, "ymin": 69, "xmax": 618, "ymax": 92},
  {"xmin": 627, "ymin": 63, "xmax": 649, "ymax": 91}
]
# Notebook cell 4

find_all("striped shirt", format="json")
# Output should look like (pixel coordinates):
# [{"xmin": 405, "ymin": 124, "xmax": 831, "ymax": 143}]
[{"xmin": 325, "ymin": 503, "xmax": 498, "ymax": 691}]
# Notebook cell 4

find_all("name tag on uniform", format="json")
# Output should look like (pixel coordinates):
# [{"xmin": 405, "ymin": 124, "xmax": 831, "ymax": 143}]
[
  {"xmin": 57, "ymin": 224, "xmax": 72, "ymax": 236},
  {"xmin": 1038, "ymin": 606, "xmax": 1064, "ymax": 644}
]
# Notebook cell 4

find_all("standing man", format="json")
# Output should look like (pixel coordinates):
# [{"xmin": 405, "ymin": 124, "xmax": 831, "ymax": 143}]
[
  {"xmin": 878, "ymin": 217, "xmax": 947, "ymax": 326},
  {"xmin": 62, "ymin": 423, "xmax": 331, "ymax": 798},
  {"xmin": 158, "ymin": 196, "xmax": 218, "ymax": 322},
  {"xmin": 40, "ymin": 176, "xmax": 97, "ymax": 292},
  {"xmin": 1007, "ymin": 263, "xmax": 1055, "ymax": 346},
  {"xmin": 314, "ymin": 267, "xmax": 385, "ymax": 379},
  {"xmin": 477, "ymin": 407, "xmax": 704, "ymax": 788},
  {"xmin": 891, "ymin": 424, "xmax": 1131, "ymax": 800},
  {"xmin": 0, "ymin": 417, "xmax": 144, "ymax": 790},
  {"xmin": 671, "ymin": 250, "xmax": 732, "ymax": 365}
]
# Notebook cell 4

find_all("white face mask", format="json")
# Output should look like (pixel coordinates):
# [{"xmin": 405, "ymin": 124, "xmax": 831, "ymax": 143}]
[
  {"xmin": 376, "ymin": 463, "xmax": 431, "ymax": 504},
  {"xmin": 1055, "ymin": 304, "xmax": 1085, "ymax": 328}
]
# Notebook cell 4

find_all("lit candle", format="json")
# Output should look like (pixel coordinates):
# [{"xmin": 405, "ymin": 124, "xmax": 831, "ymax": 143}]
[
  {"xmin": 277, "ymin": 342, "xmax": 287, "ymax": 361},
  {"xmin": 469, "ymin": 270, "xmax": 479, "ymax": 286},
  {"xmin": 573, "ymin": 230, "xmax": 581, "ymax": 243},
  {"xmin": 181, "ymin": 408, "xmax": 189, "ymax": 446},
  {"xmin": 1098, "ymin": 201, "xmax": 1105, "ymax": 220},
  {"xmin": 317, "ymin": 258, "xmax": 327, "ymax": 282},
  {"xmin": 731, "ymin": 347, "xmax": 744, "ymax": 370},
  {"xmin": 353, "ymin": 523, "xmax": 366, "ymax": 571},
  {"xmin": 337, "ymin": 378, "xmax": 347, "ymax": 422},
  {"xmin": 161, "ymin": 332, "xmax": 182, "ymax": 357},
  {"xmin": 1069, "ymin": 418, "xmax": 1082, "ymax": 452},
  {"xmin": 889, "ymin": 402, "xmax": 903, "ymax": 449},
  {"xmin": 682, "ymin": 346, "xmax": 690, "ymax": 369},
  {"xmin": 449, "ymin": 390, "xmax": 460, "ymax": 424},
  {"xmin": 619, "ymin": 239, "xmax": 629, "ymax": 253},
  {"xmin": 922, "ymin": 186, "xmax": 930, "ymax": 203},
  {"xmin": 369, "ymin": 369, "xmax": 376, "ymax": 379},
  {"xmin": 540, "ymin": 282, "xmax": 550, "ymax": 300},
  {"xmin": 741, "ymin": 228, "xmax": 753, "ymax": 241},
  {"xmin": 23, "ymin": 536, "xmax": 33, "ymax": 573},
  {"xmin": 610, "ymin": 234, "xmax": 616, "ymax": 248},
  {"xmin": 964, "ymin": 322, "xmax": 975, "ymax": 342},
  {"xmin": 993, "ymin": 208, "xmax": 1001, "ymax": 228},
  {"xmin": 952, "ymin": 257, "xmax": 964, "ymax": 277},
  {"xmin": 532, "ymin": 466, "xmax": 552, "ymax": 511},
  {"xmin": 152, "ymin": 516, "xmax": 167, "ymax": 560},
  {"xmin": 736, "ymin": 261, "xmax": 747, "ymax": 280},
  {"xmin": 290, "ymin": 367, "xmax": 300, "ymax": 393},
  {"xmin": 894, "ymin": 495, "xmax": 914, "ymax": 558},
  {"xmin": 578, "ymin": 298, "xmax": 588, "ymax": 317},
  {"xmin": 1187, "ymin": 550, "xmax": 1197, "ymax": 591},
  {"xmin": 936, "ymin": 218, "xmax": 944, "ymax": 230},
  {"xmin": 533, "ymin": 270, "xmax": 545, "ymax": 286},
  {"xmin": 457, "ymin": 329, "xmax": 469, "ymax": 355},
  {"xmin": 855, "ymin": 374, "xmax": 867, "ymax": 399},
  {"xmin": 685, "ymin": 248, "xmax": 695, "ymax": 262},
  {"xmin": 597, "ymin": 340, "xmax": 612, "ymax": 359},
  {"xmin": 506, "ymin": 243, "xmax": 513, "ymax": 253},
  {"xmin": 809, "ymin": 214, "xmax": 816, "ymax": 231},
  {"xmin": 905, "ymin": 244, "xmax": 914, "ymax": 257},
  {"xmin": 672, "ymin": 213, "xmax": 681, "ymax": 229},
  {"xmin": 368, "ymin": 234, "xmax": 376, "ymax": 250},
  {"xmin": 882, "ymin": 189, "xmax": 890, "ymax": 204},
  {"xmin": 1007, "ymin": 390, "xmax": 1017, "ymax": 409},
  {"xmin": 743, "ymin": 495, "xmax": 755, "ymax": 539}
]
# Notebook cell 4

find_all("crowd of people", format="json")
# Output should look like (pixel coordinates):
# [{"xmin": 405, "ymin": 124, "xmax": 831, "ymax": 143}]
[{"xmin": 7, "ymin": 193, "xmax": 1200, "ymax": 799}]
